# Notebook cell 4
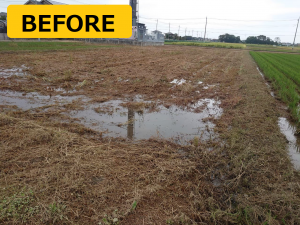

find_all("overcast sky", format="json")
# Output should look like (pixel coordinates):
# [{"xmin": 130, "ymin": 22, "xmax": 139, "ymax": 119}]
[{"xmin": 1, "ymin": 0, "xmax": 300, "ymax": 42}]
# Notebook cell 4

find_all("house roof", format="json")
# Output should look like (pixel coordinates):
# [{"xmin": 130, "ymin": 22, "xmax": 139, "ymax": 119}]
[
  {"xmin": 44, "ymin": 0, "xmax": 66, "ymax": 5},
  {"xmin": 24, "ymin": 0, "xmax": 66, "ymax": 5}
]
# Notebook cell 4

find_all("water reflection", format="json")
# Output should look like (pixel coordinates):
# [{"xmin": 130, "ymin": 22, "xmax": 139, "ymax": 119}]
[
  {"xmin": 127, "ymin": 108, "xmax": 135, "ymax": 140},
  {"xmin": 278, "ymin": 117, "xmax": 300, "ymax": 170},
  {"xmin": 0, "ymin": 90, "xmax": 81, "ymax": 110},
  {"xmin": 0, "ymin": 89, "xmax": 223, "ymax": 145},
  {"xmin": 70, "ymin": 99, "xmax": 223, "ymax": 144}
]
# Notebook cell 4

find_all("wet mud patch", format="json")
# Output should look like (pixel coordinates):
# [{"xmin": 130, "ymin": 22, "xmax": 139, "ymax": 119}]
[
  {"xmin": 0, "ymin": 65, "xmax": 29, "ymax": 78},
  {"xmin": 278, "ymin": 117, "xmax": 300, "ymax": 170},
  {"xmin": 257, "ymin": 67, "xmax": 300, "ymax": 170},
  {"xmin": 0, "ymin": 90, "xmax": 84, "ymax": 111},
  {"xmin": 70, "ymin": 98, "xmax": 223, "ymax": 144},
  {"xmin": 0, "ymin": 88, "xmax": 223, "ymax": 144},
  {"xmin": 257, "ymin": 67, "xmax": 275, "ymax": 97}
]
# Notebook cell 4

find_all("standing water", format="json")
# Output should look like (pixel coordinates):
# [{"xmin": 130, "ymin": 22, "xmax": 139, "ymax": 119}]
[
  {"xmin": 278, "ymin": 118, "xmax": 300, "ymax": 170},
  {"xmin": 257, "ymin": 67, "xmax": 300, "ymax": 170},
  {"xmin": 70, "ymin": 98, "xmax": 223, "ymax": 144},
  {"xmin": 0, "ymin": 89, "xmax": 222, "ymax": 145}
]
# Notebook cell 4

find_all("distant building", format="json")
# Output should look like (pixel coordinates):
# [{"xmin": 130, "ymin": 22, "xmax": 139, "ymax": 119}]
[
  {"xmin": 137, "ymin": 23, "xmax": 147, "ymax": 41},
  {"xmin": 0, "ymin": 20, "xmax": 6, "ymax": 33},
  {"xmin": 281, "ymin": 42, "xmax": 292, "ymax": 46},
  {"xmin": 0, "ymin": 12, "xmax": 7, "ymax": 34},
  {"xmin": 0, "ymin": 12, "xmax": 7, "ymax": 18},
  {"xmin": 165, "ymin": 32, "xmax": 175, "ymax": 39},
  {"xmin": 24, "ymin": 0, "xmax": 65, "ymax": 4},
  {"xmin": 17, "ymin": 0, "xmax": 164, "ymax": 44},
  {"xmin": 150, "ymin": 30, "xmax": 163, "ymax": 40},
  {"xmin": 183, "ymin": 36, "xmax": 193, "ymax": 40}
]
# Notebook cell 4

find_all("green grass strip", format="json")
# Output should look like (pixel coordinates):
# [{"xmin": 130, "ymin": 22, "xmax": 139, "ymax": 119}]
[{"xmin": 250, "ymin": 51, "xmax": 300, "ymax": 123}]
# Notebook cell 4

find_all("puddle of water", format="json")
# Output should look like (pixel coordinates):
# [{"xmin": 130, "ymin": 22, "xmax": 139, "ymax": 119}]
[
  {"xmin": 258, "ymin": 68, "xmax": 299, "ymax": 169},
  {"xmin": 0, "ymin": 89, "xmax": 223, "ymax": 145},
  {"xmin": 257, "ymin": 67, "xmax": 275, "ymax": 97},
  {"xmin": 265, "ymin": 83, "xmax": 275, "ymax": 97},
  {"xmin": 203, "ymin": 85, "xmax": 216, "ymax": 90},
  {"xmin": 257, "ymin": 69, "xmax": 300, "ymax": 170},
  {"xmin": 278, "ymin": 117, "xmax": 300, "ymax": 170},
  {"xmin": 257, "ymin": 67, "xmax": 265, "ymax": 79},
  {"xmin": 46, "ymin": 86, "xmax": 77, "ymax": 94},
  {"xmin": 170, "ymin": 79, "xmax": 186, "ymax": 85},
  {"xmin": 117, "ymin": 78, "xmax": 129, "ymax": 82},
  {"xmin": 0, "ymin": 65, "xmax": 28, "ymax": 78},
  {"xmin": 70, "ymin": 98, "xmax": 223, "ymax": 144},
  {"xmin": 0, "ymin": 90, "xmax": 82, "ymax": 110}
]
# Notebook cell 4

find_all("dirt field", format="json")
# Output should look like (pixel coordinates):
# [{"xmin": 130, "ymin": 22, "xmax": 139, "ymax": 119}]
[{"xmin": 0, "ymin": 44, "xmax": 300, "ymax": 224}]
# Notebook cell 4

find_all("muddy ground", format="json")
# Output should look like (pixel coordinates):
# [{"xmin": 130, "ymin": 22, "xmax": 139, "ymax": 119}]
[{"xmin": 0, "ymin": 45, "xmax": 300, "ymax": 224}]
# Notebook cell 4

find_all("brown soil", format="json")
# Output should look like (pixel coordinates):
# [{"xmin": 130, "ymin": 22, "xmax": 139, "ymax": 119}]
[
  {"xmin": 0, "ymin": 46, "xmax": 239, "ymax": 107},
  {"xmin": 0, "ymin": 45, "xmax": 299, "ymax": 224}
]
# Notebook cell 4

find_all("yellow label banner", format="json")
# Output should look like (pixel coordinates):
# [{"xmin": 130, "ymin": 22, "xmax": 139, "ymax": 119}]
[{"xmin": 7, "ymin": 5, "xmax": 132, "ymax": 38}]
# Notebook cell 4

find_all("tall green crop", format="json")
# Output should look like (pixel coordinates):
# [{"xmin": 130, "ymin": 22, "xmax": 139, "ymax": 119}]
[{"xmin": 250, "ymin": 51, "xmax": 300, "ymax": 123}]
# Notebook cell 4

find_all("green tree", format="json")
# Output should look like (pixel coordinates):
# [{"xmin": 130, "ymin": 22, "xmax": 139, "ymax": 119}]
[
  {"xmin": 219, "ymin": 33, "xmax": 241, "ymax": 43},
  {"xmin": 246, "ymin": 35, "xmax": 276, "ymax": 45}
]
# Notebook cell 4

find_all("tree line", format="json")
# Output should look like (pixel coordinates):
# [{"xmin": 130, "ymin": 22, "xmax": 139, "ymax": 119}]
[
  {"xmin": 218, "ymin": 33, "xmax": 281, "ymax": 45},
  {"xmin": 164, "ymin": 32, "xmax": 282, "ymax": 45}
]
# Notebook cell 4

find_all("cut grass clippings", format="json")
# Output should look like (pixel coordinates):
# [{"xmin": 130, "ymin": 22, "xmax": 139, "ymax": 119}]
[{"xmin": 0, "ymin": 46, "xmax": 300, "ymax": 224}]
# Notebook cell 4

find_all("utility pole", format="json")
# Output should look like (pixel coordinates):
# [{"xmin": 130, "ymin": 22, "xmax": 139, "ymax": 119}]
[
  {"xmin": 204, "ymin": 17, "xmax": 207, "ymax": 42},
  {"xmin": 169, "ymin": 23, "xmax": 170, "ymax": 33},
  {"xmin": 292, "ymin": 17, "xmax": 300, "ymax": 50},
  {"xmin": 156, "ymin": 19, "xmax": 158, "ymax": 31},
  {"xmin": 192, "ymin": 30, "xmax": 193, "ymax": 37},
  {"xmin": 178, "ymin": 25, "xmax": 180, "ymax": 40},
  {"xmin": 185, "ymin": 28, "xmax": 187, "ymax": 36}
]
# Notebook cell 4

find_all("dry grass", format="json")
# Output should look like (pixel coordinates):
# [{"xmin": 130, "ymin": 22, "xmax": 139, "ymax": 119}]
[
  {"xmin": 0, "ymin": 113, "xmax": 221, "ymax": 224},
  {"xmin": 0, "ymin": 46, "xmax": 300, "ymax": 224}
]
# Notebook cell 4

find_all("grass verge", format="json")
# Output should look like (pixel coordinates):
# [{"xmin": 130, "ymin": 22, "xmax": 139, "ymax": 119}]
[
  {"xmin": 0, "ymin": 41, "xmax": 118, "ymax": 52},
  {"xmin": 247, "ymin": 44, "xmax": 300, "ymax": 53},
  {"xmin": 165, "ymin": 41, "xmax": 246, "ymax": 49},
  {"xmin": 250, "ymin": 51, "xmax": 300, "ymax": 124}
]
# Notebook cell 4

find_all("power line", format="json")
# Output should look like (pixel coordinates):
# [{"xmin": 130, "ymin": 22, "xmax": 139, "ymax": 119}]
[
  {"xmin": 209, "ymin": 18, "xmax": 297, "ymax": 22},
  {"xmin": 140, "ymin": 16, "xmax": 298, "ymax": 22},
  {"xmin": 140, "ymin": 18, "xmax": 297, "ymax": 28},
  {"xmin": 140, "ymin": 22, "xmax": 296, "ymax": 34},
  {"xmin": 142, "ymin": 25, "xmax": 296, "ymax": 36},
  {"xmin": 140, "ymin": 16, "xmax": 206, "ymax": 21}
]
